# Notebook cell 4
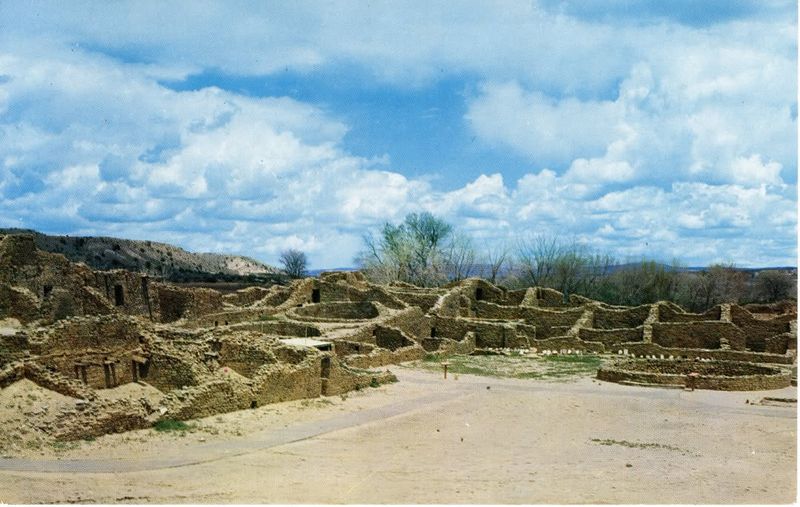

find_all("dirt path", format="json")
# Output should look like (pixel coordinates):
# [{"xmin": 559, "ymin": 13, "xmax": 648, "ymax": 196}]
[{"xmin": 0, "ymin": 368, "xmax": 795, "ymax": 504}]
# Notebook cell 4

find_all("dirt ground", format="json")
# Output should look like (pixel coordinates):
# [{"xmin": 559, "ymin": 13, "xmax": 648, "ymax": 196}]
[{"xmin": 0, "ymin": 362, "xmax": 795, "ymax": 504}]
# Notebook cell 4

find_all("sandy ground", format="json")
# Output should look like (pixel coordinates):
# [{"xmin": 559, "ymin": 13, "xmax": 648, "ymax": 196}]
[{"xmin": 0, "ymin": 365, "xmax": 795, "ymax": 504}]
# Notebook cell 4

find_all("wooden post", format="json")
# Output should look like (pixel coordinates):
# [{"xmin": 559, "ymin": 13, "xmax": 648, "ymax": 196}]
[{"xmin": 442, "ymin": 361, "xmax": 450, "ymax": 379}]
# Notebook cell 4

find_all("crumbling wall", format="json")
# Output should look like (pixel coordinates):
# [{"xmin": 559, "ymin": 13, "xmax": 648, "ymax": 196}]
[
  {"xmin": 429, "ymin": 315, "xmax": 530, "ymax": 348},
  {"xmin": 333, "ymin": 340, "xmax": 376, "ymax": 357},
  {"xmin": 141, "ymin": 344, "xmax": 205, "ymax": 392},
  {"xmin": 385, "ymin": 290, "xmax": 441, "ymax": 312},
  {"xmin": 342, "ymin": 344, "xmax": 425, "ymax": 369},
  {"xmin": 252, "ymin": 359, "xmax": 322, "ymax": 405},
  {"xmin": 229, "ymin": 320, "xmax": 321, "ymax": 337},
  {"xmin": 431, "ymin": 289, "xmax": 469, "ymax": 317},
  {"xmin": 764, "ymin": 332, "xmax": 796, "ymax": 355},
  {"xmin": 52, "ymin": 398, "xmax": 151, "ymax": 440},
  {"xmin": 154, "ymin": 284, "xmax": 223, "ymax": 323},
  {"xmin": 381, "ymin": 307, "xmax": 430, "ymax": 340},
  {"xmin": 730, "ymin": 305, "xmax": 792, "ymax": 352},
  {"xmin": 373, "ymin": 326, "xmax": 415, "ymax": 351},
  {"xmin": 658, "ymin": 304, "xmax": 722, "ymax": 322},
  {"xmin": 522, "ymin": 307, "xmax": 585, "ymax": 338},
  {"xmin": 421, "ymin": 331, "xmax": 477, "ymax": 355},
  {"xmin": 0, "ymin": 332, "xmax": 28, "ymax": 364},
  {"xmin": 597, "ymin": 359, "xmax": 792, "ymax": 391},
  {"xmin": 291, "ymin": 301, "xmax": 380, "ymax": 321},
  {"xmin": 22, "ymin": 362, "xmax": 96, "ymax": 399},
  {"xmin": 222, "ymin": 286, "xmax": 272, "ymax": 307},
  {"xmin": 535, "ymin": 287, "xmax": 570, "ymax": 307},
  {"xmin": 0, "ymin": 284, "xmax": 39, "ymax": 323},
  {"xmin": 218, "ymin": 336, "xmax": 277, "ymax": 378},
  {"xmin": 323, "ymin": 358, "xmax": 397, "ymax": 396}
]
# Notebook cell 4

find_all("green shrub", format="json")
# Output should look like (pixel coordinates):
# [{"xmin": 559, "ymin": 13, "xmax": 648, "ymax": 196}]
[{"xmin": 153, "ymin": 419, "xmax": 189, "ymax": 432}]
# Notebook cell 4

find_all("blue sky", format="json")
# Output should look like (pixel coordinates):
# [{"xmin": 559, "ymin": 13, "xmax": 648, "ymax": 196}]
[{"xmin": 0, "ymin": 1, "xmax": 796, "ymax": 268}]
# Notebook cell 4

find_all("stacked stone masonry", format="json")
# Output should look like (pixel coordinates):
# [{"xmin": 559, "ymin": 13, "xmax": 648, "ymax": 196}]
[{"xmin": 0, "ymin": 233, "xmax": 796, "ymax": 439}]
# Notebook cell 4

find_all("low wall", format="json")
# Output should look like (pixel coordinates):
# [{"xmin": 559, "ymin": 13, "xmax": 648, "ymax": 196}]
[
  {"xmin": 597, "ymin": 359, "xmax": 791, "ymax": 391},
  {"xmin": 578, "ymin": 327, "xmax": 644, "ymax": 346}
]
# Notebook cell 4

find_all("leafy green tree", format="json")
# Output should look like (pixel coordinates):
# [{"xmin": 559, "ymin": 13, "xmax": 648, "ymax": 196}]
[{"xmin": 358, "ymin": 212, "xmax": 473, "ymax": 286}]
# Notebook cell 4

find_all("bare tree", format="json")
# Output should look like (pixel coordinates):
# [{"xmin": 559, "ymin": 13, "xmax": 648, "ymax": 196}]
[
  {"xmin": 515, "ymin": 234, "xmax": 614, "ymax": 300},
  {"xmin": 481, "ymin": 241, "xmax": 510, "ymax": 284},
  {"xmin": 606, "ymin": 260, "xmax": 680, "ymax": 306},
  {"xmin": 279, "ymin": 249, "xmax": 308, "ymax": 278},
  {"xmin": 516, "ymin": 234, "xmax": 561, "ymax": 287},
  {"xmin": 444, "ymin": 232, "xmax": 478, "ymax": 282},
  {"xmin": 678, "ymin": 264, "xmax": 749, "ymax": 311},
  {"xmin": 752, "ymin": 269, "xmax": 797, "ymax": 302}
]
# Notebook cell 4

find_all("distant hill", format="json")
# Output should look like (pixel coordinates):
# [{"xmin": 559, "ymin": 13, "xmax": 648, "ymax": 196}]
[
  {"xmin": 307, "ymin": 267, "xmax": 359, "ymax": 276},
  {"xmin": 0, "ymin": 229, "xmax": 282, "ymax": 283}
]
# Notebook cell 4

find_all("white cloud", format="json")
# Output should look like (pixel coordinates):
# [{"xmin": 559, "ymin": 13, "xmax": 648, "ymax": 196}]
[
  {"xmin": 729, "ymin": 154, "xmax": 784, "ymax": 186},
  {"xmin": 465, "ymin": 82, "xmax": 622, "ymax": 166},
  {"xmin": 0, "ymin": 1, "xmax": 795, "ymax": 268}
]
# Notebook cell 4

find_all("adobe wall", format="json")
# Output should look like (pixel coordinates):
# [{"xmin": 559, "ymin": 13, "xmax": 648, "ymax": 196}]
[
  {"xmin": 154, "ymin": 284, "xmax": 223, "ymax": 323},
  {"xmin": 597, "ymin": 359, "xmax": 792, "ymax": 391},
  {"xmin": 522, "ymin": 307, "xmax": 585, "ymax": 338},
  {"xmin": 52, "ymin": 398, "xmax": 151, "ymax": 440},
  {"xmin": 658, "ymin": 304, "xmax": 722, "ymax": 322},
  {"xmin": 388, "ymin": 290, "xmax": 441, "ymax": 312},
  {"xmin": 593, "ymin": 305, "xmax": 650, "ymax": 329},
  {"xmin": 141, "ymin": 344, "xmax": 205, "ymax": 392},
  {"xmin": 381, "ymin": 307, "xmax": 430, "ymax": 341},
  {"xmin": 730, "ymin": 305, "xmax": 792, "ymax": 352},
  {"xmin": 0, "ymin": 332, "xmax": 28, "ymax": 364},
  {"xmin": 323, "ymin": 359, "xmax": 397, "ymax": 396},
  {"xmin": 764, "ymin": 332, "xmax": 796, "ymax": 355},
  {"xmin": 429, "ymin": 315, "xmax": 530, "ymax": 348},
  {"xmin": 651, "ymin": 321, "xmax": 746, "ymax": 350},
  {"xmin": 228, "ymin": 320, "xmax": 322, "ymax": 337},
  {"xmin": 578, "ymin": 327, "xmax": 644, "ymax": 346},
  {"xmin": 222, "ymin": 286, "xmax": 272, "ymax": 307},
  {"xmin": 421, "ymin": 331, "xmax": 477, "ymax": 355},
  {"xmin": 431, "ymin": 289, "xmax": 471, "ymax": 318},
  {"xmin": 218, "ymin": 336, "xmax": 278, "ymax": 378},
  {"xmin": 318, "ymin": 280, "xmax": 407, "ymax": 309},
  {"xmin": 291, "ymin": 301, "xmax": 380, "ymax": 321},
  {"xmin": 0, "ymin": 284, "xmax": 40, "ymax": 323},
  {"xmin": 189, "ymin": 309, "xmax": 281, "ymax": 328},
  {"xmin": 343, "ymin": 344, "xmax": 426, "ymax": 369}
]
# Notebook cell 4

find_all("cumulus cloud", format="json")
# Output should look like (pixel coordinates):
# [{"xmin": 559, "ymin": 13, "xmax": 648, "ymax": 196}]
[{"xmin": 0, "ymin": 1, "xmax": 795, "ymax": 268}]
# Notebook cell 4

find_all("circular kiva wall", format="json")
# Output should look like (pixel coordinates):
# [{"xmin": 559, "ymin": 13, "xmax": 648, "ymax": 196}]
[
  {"xmin": 597, "ymin": 359, "xmax": 791, "ymax": 391},
  {"xmin": 289, "ymin": 301, "xmax": 380, "ymax": 322}
]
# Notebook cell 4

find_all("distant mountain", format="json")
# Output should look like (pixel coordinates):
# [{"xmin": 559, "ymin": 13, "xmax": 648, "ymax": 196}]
[{"xmin": 0, "ymin": 229, "xmax": 281, "ymax": 282}]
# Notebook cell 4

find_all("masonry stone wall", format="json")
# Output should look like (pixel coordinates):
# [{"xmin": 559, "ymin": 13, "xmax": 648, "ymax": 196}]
[
  {"xmin": 730, "ymin": 305, "xmax": 792, "ymax": 352},
  {"xmin": 578, "ymin": 327, "xmax": 644, "ymax": 346},
  {"xmin": 651, "ymin": 321, "xmax": 746, "ymax": 350},
  {"xmin": 593, "ymin": 305, "xmax": 651, "ymax": 329}
]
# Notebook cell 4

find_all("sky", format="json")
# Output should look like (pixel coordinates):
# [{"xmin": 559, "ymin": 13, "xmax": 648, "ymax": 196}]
[{"xmin": 0, "ymin": 1, "xmax": 797, "ymax": 269}]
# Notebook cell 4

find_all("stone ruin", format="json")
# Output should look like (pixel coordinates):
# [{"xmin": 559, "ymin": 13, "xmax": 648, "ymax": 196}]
[{"xmin": 0, "ymin": 233, "xmax": 796, "ymax": 440}]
